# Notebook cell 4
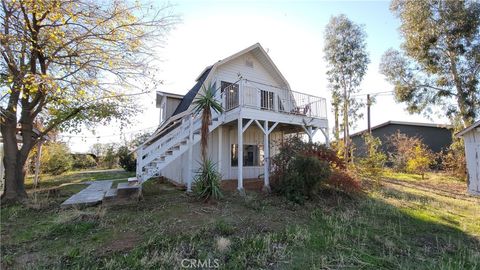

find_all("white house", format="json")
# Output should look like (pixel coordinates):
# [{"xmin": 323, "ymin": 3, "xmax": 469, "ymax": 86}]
[
  {"xmin": 456, "ymin": 120, "xmax": 480, "ymax": 196},
  {"xmin": 134, "ymin": 43, "xmax": 329, "ymax": 193}
]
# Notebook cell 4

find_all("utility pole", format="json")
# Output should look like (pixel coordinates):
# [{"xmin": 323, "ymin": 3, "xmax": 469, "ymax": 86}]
[{"xmin": 367, "ymin": 94, "xmax": 371, "ymax": 134}]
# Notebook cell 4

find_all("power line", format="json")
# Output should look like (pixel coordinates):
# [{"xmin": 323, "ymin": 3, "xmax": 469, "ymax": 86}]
[
  {"xmin": 59, "ymin": 125, "xmax": 157, "ymax": 139},
  {"xmin": 351, "ymin": 90, "xmax": 394, "ymax": 98}
]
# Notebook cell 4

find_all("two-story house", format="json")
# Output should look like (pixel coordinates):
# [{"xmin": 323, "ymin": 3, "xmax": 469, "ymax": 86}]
[{"xmin": 134, "ymin": 43, "xmax": 329, "ymax": 193}]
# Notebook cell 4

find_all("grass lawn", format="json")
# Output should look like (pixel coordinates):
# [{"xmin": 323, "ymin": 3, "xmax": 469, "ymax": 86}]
[{"xmin": 1, "ymin": 170, "xmax": 479, "ymax": 269}]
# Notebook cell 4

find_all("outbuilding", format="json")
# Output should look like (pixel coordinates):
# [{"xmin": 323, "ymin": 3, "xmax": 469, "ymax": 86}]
[{"xmin": 456, "ymin": 120, "xmax": 480, "ymax": 196}]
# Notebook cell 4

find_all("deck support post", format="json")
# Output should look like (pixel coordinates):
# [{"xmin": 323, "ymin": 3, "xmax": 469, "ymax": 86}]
[
  {"xmin": 320, "ymin": 127, "xmax": 330, "ymax": 147},
  {"xmin": 262, "ymin": 120, "xmax": 271, "ymax": 193},
  {"xmin": 187, "ymin": 115, "xmax": 194, "ymax": 192},
  {"xmin": 136, "ymin": 147, "xmax": 143, "ymax": 181},
  {"xmin": 237, "ymin": 117, "xmax": 244, "ymax": 195},
  {"xmin": 218, "ymin": 126, "xmax": 223, "ymax": 179}
]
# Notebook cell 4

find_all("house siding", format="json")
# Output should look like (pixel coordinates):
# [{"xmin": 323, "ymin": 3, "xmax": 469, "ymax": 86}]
[
  {"xmin": 463, "ymin": 128, "xmax": 480, "ymax": 195},
  {"xmin": 160, "ymin": 125, "xmax": 283, "ymax": 184},
  {"xmin": 213, "ymin": 52, "xmax": 283, "ymax": 88}
]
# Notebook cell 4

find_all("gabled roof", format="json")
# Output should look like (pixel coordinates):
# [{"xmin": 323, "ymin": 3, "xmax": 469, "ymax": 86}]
[
  {"xmin": 171, "ymin": 67, "xmax": 211, "ymax": 117},
  {"xmin": 156, "ymin": 91, "xmax": 183, "ymax": 108},
  {"xmin": 169, "ymin": 43, "xmax": 289, "ymax": 119},
  {"xmin": 456, "ymin": 119, "xmax": 480, "ymax": 137},
  {"xmin": 350, "ymin": 120, "xmax": 453, "ymax": 138},
  {"xmin": 195, "ymin": 43, "xmax": 290, "ymax": 89}
]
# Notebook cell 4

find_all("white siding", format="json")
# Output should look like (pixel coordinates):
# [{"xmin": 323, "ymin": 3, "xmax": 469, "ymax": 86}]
[
  {"xmin": 463, "ymin": 128, "xmax": 480, "ymax": 195},
  {"xmin": 213, "ymin": 52, "xmax": 283, "ymax": 89},
  {"xmin": 160, "ymin": 125, "xmax": 284, "ymax": 184}
]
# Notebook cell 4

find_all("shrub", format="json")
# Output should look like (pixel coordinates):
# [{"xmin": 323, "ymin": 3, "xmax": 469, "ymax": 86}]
[
  {"xmin": 117, "ymin": 146, "xmax": 136, "ymax": 172},
  {"xmin": 272, "ymin": 136, "xmax": 345, "ymax": 172},
  {"xmin": 194, "ymin": 159, "xmax": 223, "ymax": 202},
  {"xmin": 41, "ymin": 142, "xmax": 73, "ymax": 175},
  {"xmin": 387, "ymin": 132, "xmax": 434, "ymax": 174},
  {"xmin": 72, "ymin": 154, "xmax": 97, "ymax": 169},
  {"xmin": 406, "ymin": 145, "xmax": 434, "ymax": 179},
  {"xmin": 441, "ymin": 138, "xmax": 467, "ymax": 179},
  {"xmin": 359, "ymin": 134, "xmax": 387, "ymax": 180},
  {"xmin": 271, "ymin": 136, "xmax": 361, "ymax": 201},
  {"xmin": 326, "ymin": 169, "xmax": 362, "ymax": 195},
  {"xmin": 101, "ymin": 144, "xmax": 118, "ymax": 169},
  {"xmin": 273, "ymin": 155, "xmax": 331, "ymax": 204}
]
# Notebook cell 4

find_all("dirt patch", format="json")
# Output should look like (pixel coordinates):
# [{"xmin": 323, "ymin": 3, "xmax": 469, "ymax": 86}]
[
  {"xmin": 98, "ymin": 231, "xmax": 141, "ymax": 255},
  {"xmin": 14, "ymin": 252, "xmax": 43, "ymax": 269}
]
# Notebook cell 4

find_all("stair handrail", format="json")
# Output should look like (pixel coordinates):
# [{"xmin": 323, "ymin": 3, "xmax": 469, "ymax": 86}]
[{"xmin": 137, "ymin": 89, "xmax": 224, "ymax": 180}]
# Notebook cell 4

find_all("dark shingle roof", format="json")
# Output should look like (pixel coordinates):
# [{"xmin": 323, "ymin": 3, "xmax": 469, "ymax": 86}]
[{"xmin": 171, "ymin": 67, "xmax": 211, "ymax": 117}]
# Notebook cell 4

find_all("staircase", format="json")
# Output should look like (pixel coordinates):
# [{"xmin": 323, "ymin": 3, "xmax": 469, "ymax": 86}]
[{"xmin": 135, "ymin": 107, "xmax": 224, "ymax": 184}]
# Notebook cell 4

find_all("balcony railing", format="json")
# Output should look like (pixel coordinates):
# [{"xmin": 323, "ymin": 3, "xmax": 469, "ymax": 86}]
[{"xmin": 222, "ymin": 79, "xmax": 327, "ymax": 119}]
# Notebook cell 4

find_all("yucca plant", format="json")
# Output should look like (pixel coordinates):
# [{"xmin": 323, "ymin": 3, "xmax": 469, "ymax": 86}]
[
  {"xmin": 193, "ymin": 83, "xmax": 223, "ymax": 161},
  {"xmin": 194, "ymin": 159, "xmax": 223, "ymax": 202},
  {"xmin": 192, "ymin": 83, "xmax": 223, "ymax": 201}
]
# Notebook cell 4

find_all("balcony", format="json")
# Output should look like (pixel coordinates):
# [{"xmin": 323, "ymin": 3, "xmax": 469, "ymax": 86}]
[{"xmin": 221, "ymin": 79, "xmax": 327, "ymax": 120}]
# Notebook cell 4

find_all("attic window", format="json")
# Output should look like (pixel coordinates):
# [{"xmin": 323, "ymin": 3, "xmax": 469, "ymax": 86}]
[{"xmin": 245, "ymin": 59, "xmax": 254, "ymax": 68}]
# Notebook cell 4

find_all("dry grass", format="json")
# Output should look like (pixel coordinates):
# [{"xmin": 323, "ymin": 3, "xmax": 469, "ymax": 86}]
[{"xmin": 1, "ymin": 170, "xmax": 479, "ymax": 269}]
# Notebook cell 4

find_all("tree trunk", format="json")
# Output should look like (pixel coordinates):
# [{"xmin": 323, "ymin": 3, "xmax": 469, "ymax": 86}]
[
  {"xmin": 1, "ymin": 122, "xmax": 28, "ymax": 203},
  {"xmin": 343, "ymin": 87, "xmax": 349, "ymax": 162},
  {"xmin": 334, "ymin": 103, "xmax": 340, "ymax": 141}
]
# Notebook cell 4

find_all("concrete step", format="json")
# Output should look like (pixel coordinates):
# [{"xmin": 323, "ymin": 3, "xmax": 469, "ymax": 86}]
[
  {"xmin": 104, "ymin": 188, "xmax": 118, "ymax": 201},
  {"xmin": 127, "ymin": 177, "xmax": 138, "ymax": 183},
  {"xmin": 117, "ymin": 182, "xmax": 142, "ymax": 199}
]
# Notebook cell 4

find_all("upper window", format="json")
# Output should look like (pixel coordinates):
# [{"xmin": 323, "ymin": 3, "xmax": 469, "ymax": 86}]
[
  {"xmin": 222, "ymin": 81, "xmax": 239, "ymax": 110},
  {"xmin": 231, "ymin": 144, "xmax": 264, "ymax": 167},
  {"xmin": 260, "ymin": 90, "xmax": 274, "ymax": 110}
]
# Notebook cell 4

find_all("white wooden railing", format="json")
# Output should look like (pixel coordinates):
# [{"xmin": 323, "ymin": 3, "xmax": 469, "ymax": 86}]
[
  {"xmin": 136, "ymin": 79, "xmax": 327, "ymax": 182},
  {"xmin": 224, "ymin": 79, "xmax": 327, "ymax": 119},
  {"xmin": 136, "ymin": 90, "xmax": 223, "ymax": 182}
]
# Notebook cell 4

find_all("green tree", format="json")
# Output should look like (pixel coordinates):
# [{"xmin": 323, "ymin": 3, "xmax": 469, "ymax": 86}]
[
  {"xmin": 117, "ymin": 146, "xmax": 136, "ymax": 172},
  {"xmin": 359, "ymin": 134, "xmax": 387, "ymax": 182},
  {"xmin": 0, "ymin": 0, "xmax": 176, "ymax": 203},
  {"xmin": 102, "ymin": 144, "xmax": 118, "ymax": 169},
  {"xmin": 380, "ymin": 0, "xmax": 480, "ymax": 127},
  {"xmin": 406, "ymin": 145, "xmax": 434, "ymax": 180},
  {"xmin": 72, "ymin": 154, "xmax": 97, "ymax": 170},
  {"xmin": 40, "ymin": 142, "xmax": 73, "ymax": 175},
  {"xmin": 324, "ymin": 14, "xmax": 370, "ymax": 161}
]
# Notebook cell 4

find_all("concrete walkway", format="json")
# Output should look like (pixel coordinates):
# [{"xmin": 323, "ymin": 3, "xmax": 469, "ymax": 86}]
[{"xmin": 61, "ymin": 180, "xmax": 113, "ymax": 207}]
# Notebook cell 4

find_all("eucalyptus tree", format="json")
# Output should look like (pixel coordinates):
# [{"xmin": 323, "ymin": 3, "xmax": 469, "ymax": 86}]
[
  {"xmin": 380, "ymin": 0, "xmax": 480, "ymax": 127},
  {"xmin": 324, "ymin": 14, "xmax": 370, "ymax": 160},
  {"xmin": 0, "ymin": 0, "xmax": 177, "ymax": 203}
]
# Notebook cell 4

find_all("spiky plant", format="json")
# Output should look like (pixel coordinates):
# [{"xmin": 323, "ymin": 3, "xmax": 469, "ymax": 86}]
[
  {"xmin": 193, "ymin": 83, "xmax": 223, "ymax": 161},
  {"xmin": 194, "ymin": 159, "xmax": 223, "ymax": 201}
]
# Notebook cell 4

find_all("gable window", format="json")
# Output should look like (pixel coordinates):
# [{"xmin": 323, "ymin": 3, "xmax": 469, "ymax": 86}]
[
  {"xmin": 260, "ymin": 90, "xmax": 274, "ymax": 110},
  {"xmin": 231, "ymin": 144, "xmax": 264, "ymax": 167},
  {"xmin": 221, "ymin": 81, "xmax": 239, "ymax": 110}
]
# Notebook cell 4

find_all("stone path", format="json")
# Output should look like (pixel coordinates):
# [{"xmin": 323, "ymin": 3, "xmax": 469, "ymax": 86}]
[{"xmin": 61, "ymin": 180, "xmax": 113, "ymax": 207}]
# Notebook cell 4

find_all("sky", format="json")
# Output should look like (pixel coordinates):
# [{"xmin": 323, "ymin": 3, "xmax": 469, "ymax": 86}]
[{"xmin": 66, "ymin": 0, "xmax": 446, "ymax": 152}]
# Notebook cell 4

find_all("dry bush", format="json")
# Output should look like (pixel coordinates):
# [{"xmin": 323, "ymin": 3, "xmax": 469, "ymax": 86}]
[
  {"xmin": 388, "ymin": 131, "xmax": 435, "ymax": 172},
  {"xmin": 326, "ymin": 169, "xmax": 362, "ymax": 195},
  {"xmin": 440, "ymin": 138, "xmax": 467, "ymax": 179},
  {"xmin": 271, "ymin": 136, "xmax": 361, "ymax": 200}
]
